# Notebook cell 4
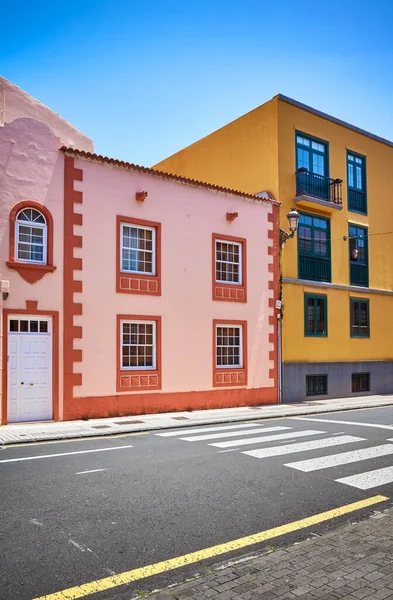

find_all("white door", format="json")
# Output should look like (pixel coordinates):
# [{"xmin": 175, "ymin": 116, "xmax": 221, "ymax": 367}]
[{"xmin": 8, "ymin": 316, "xmax": 52, "ymax": 423}]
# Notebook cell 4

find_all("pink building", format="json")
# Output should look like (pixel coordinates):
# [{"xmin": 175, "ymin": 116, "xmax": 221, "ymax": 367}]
[{"xmin": 0, "ymin": 117, "xmax": 279, "ymax": 423}]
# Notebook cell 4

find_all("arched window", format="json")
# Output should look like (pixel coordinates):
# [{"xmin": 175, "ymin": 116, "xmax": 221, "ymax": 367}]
[{"xmin": 16, "ymin": 208, "xmax": 47, "ymax": 264}]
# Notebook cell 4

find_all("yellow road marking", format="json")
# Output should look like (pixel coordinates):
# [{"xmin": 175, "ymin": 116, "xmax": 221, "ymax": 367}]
[
  {"xmin": 4, "ymin": 431, "xmax": 149, "ymax": 448},
  {"xmin": 33, "ymin": 494, "xmax": 388, "ymax": 600}
]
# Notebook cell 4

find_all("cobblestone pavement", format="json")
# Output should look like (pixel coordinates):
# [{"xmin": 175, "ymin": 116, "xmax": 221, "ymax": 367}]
[{"xmin": 147, "ymin": 508, "xmax": 393, "ymax": 599}]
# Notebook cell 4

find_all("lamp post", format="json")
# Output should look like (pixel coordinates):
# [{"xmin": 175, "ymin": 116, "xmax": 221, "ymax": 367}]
[
  {"xmin": 277, "ymin": 208, "xmax": 300, "ymax": 403},
  {"xmin": 279, "ymin": 207, "xmax": 300, "ymax": 248}
]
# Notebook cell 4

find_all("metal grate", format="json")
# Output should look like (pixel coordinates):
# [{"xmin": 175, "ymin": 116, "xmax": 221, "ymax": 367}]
[
  {"xmin": 114, "ymin": 420, "xmax": 145, "ymax": 425},
  {"xmin": 352, "ymin": 373, "xmax": 370, "ymax": 393},
  {"xmin": 306, "ymin": 374, "xmax": 328, "ymax": 396}
]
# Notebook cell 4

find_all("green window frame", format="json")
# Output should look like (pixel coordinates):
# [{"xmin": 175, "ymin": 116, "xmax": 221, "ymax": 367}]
[
  {"xmin": 304, "ymin": 293, "xmax": 328, "ymax": 337},
  {"xmin": 296, "ymin": 132, "xmax": 329, "ymax": 177},
  {"xmin": 298, "ymin": 213, "xmax": 331, "ymax": 282},
  {"xmin": 347, "ymin": 151, "xmax": 367, "ymax": 214},
  {"xmin": 350, "ymin": 298, "xmax": 370, "ymax": 338},
  {"xmin": 349, "ymin": 224, "xmax": 368, "ymax": 287}
]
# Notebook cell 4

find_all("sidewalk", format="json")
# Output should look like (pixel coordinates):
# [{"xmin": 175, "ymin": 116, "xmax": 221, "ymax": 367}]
[
  {"xmin": 1, "ymin": 395, "xmax": 393, "ymax": 446},
  {"xmin": 147, "ymin": 505, "xmax": 393, "ymax": 600}
]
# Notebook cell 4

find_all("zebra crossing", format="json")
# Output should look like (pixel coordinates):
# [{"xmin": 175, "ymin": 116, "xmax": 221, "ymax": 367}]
[{"xmin": 156, "ymin": 422, "xmax": 393, "ymax": 491}]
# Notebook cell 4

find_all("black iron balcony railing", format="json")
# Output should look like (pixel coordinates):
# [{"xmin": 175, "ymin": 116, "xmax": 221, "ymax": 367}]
[
  {"xmin": 350, "ymin": 263, "xmax": 369, "ymax": 287},
  {"xmin": 348, "ymin": 189, "xmax": 367, "ymax": 214},
  {"xmin": 299, "ymin": 255, "xmax": 331, "ymax": 283},
  {"xmin": 296, "ymin": 168, "xmax": 343, "ymax": 205}
]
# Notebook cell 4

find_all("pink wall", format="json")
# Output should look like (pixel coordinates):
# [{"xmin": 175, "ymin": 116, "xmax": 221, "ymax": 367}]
[
  {"xmin": 72, "ymin": 157, "xmax": 275, "ymax": 401},
  {"xmin": 0, "ymin": 118, "xmax": 65, "ymax": 421},
  {"xmin": 0, "ymin": 76, "xmax": 93, "ymax": 152},
  {"xmin": 0, "ymin": 116, "xmax": 278, "ymax": 422}
]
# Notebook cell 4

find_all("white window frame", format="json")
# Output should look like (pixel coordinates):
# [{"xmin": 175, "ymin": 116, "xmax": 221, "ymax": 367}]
[
  {"xmin": 120, "ymin": 223, "xmax": 156, "ymax": 275},
  {"xmin": 15, "ymin": 209, "xmax": 47, "ymax": 265},
  {"xmin": 120, "ymin": 320, "xmax": 156, "ymax": 371},
  {"xmin": 215, "ymin": 324, "xmax": 243, "ymax": 369},
  {"xmin": 215, "ymin": 239, "xmax": 242, "ymax": 285}
]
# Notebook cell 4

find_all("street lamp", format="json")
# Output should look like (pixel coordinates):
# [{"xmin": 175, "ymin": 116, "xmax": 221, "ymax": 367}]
[{"xmin": 280, "ymin": 207, "xmax": 300, "ymax": 247}]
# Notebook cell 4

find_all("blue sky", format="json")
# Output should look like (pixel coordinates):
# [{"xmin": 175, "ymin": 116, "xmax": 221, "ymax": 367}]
[{"xmin": 3, "ymin": 0, "xmax": 393, "ymax": 166}]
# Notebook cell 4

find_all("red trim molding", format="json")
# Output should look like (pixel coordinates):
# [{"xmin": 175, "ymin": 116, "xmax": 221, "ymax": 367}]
[
  {"xmin": 64, "ymin": 156, "xmax": 84, "ymax": 408},
  {"xmin": 117, "ymin": 315, "xmax": 162, "ymax": 392},
  {"xmin": 63, "ymin": 386, "xmax": 276, "ymax": 420},
  {"xmin": 212, "ymin": 233, "xmax": 247, "ymax": 302},
  {"xmin": 116, "ymin": 216, "xmax": 161, "ymax": 295},
  {"xmin": 213, "ymin": 319, "xmax": 248, "ymax": 388},
  {"xmin": 268, "ymin": 205, "xmax": 279, "ymax": 391},
  {"xmin": 7, "ymin": 200, "xmax": 56, "ymax": 283},
  {"xmin": 1, "ymin": 300, "xmax": 59, "ymax": 424}
]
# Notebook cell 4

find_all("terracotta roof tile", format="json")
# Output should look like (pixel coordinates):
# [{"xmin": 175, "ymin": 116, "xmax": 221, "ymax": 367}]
[{"xmin": 60, "ymin": 146, "xmax": 279, "ymax": 205}]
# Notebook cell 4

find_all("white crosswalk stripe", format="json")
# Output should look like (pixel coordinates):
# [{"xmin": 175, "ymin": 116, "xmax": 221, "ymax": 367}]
[
  {"xmin": 336, "ymin": 466, "xmax": 393, "ymax": 490},
  {"xmin": 155, "ymin": 424, "xmax": 393, "ymax": 491},
  {"xmin": 243, "ymin": 435, "xmax": 365, "ymax": 459},
  {"xmin": 179, "ymin": 426, "xmax": 290, "ymax": 442},
  {"xmin": 156, "ymin": 423, "xmax": 262, "ymax": 437},
  {"xmin": 210, "ymin": 429, "xmax": 325, "ymax": 448},
  {"xmin": 286, "ymin": 444, "xmax": 393, "ymax": 472}
]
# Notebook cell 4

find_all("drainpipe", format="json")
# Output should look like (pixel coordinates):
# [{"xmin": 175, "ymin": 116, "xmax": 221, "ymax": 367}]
[
  {"xmin": 277, "ymin": 311, "xmax": 283, "ymax": 403},
  {"xmin": 0, "ymin": 280, "xmax": 10, "ymax": 424}
]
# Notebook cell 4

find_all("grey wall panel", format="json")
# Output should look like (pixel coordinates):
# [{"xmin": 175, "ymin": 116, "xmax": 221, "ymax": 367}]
[{"xmin": 282, "ymin": 361, "xmax": 393, "ymax": 403}]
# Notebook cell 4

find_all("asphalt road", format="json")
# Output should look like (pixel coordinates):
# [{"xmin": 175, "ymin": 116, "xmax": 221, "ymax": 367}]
[{"xmin": 2, "ymin": 406, "xmax": 393, "ymax": 600}]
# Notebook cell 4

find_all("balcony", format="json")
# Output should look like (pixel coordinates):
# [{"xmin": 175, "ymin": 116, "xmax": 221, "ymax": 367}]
[
  {"xmin": 350, "ymin": 263, "xmax": 368, "ymax": 287},
  {"xmin": 299, "ymin": 255, "xmax": 331, "ymax": 283},
  {"xmin": 348, "ymin": 189, "xmax": 367, "ymax": 214},
  {"xmin": 295, "ymin": 168, "xmax": 343, "ymax": 212}
]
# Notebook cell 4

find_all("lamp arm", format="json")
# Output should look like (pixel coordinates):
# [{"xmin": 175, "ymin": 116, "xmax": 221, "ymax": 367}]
[{"xmin": 279, "ymin": 228, "xmax": 296, "ymax": 248}]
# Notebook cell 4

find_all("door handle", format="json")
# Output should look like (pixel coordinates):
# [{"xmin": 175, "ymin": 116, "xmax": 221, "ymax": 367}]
[{"xmin": 29, "ymin": 383, "xmax": 34, "ymax": 387}]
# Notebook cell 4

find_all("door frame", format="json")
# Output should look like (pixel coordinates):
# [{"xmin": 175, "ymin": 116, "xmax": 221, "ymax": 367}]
[{"xmin": 2, "ymin": 301, "xmax": 59, "ymax": 424}]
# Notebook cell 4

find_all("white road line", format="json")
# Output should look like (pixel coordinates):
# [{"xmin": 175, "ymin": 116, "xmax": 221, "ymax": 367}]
[
  {"xmin": 243, "ymin": 435, "xmax": 365, "ymax": 459},
  {"xmin": 180, "ymin": 426, "xmax": 289, "ymax": 442},
  {"xmin": 286, "ymin": 444, "xmax": 393, "ymax": 472},
  {"xmin": 210, "ymin": 429, "xmax": 325, "ymax": 448},
  {"xmin": 291, "ymin": 417, "xmax": 393, "ymax": 431},
  {"xmin": 75, "ymin": 468, "xmax": 107, "ymax": 475},
  {"xmin": 0, "ymin": 445, "xmax": 133, "ymax": 464},
  {"xmin": 69, "ymin": 540, "xmax": 86, "ymax": 552},
  {"xmin": 218, "ymin": 449, "xmax": 239, "ymax": 453},
  {"xmin": 336, "ymin": 466, "xmax": 393, "ymax": 489},
  {"xmin": 156, "ymin": 423, "xmax": 261, "ymax": 437}
]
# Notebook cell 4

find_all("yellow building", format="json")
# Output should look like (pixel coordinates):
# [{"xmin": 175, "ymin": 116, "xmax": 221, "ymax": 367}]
[{"xmin": 155, "ymin": 95, "xmax": 393, "ymax": 401}]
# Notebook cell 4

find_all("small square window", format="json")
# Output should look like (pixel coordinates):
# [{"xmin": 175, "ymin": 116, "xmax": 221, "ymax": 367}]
[
  {"xmin": 30, "ymin": 321, "xmax": 39, "ymax": 332},
  {"xmin": 352, "ymin": 373, "xmax": 370, "ymax": 393},
  {"xmin": 9, "ymin": 320, "xmax": 19, "ymax": 332},
  {"xmin": 306, "ymin": 374, "xmax": 328, "ymax": 396},
  {"xmin": 40, "ymin": 321, "xmax": 48, "ymax": 333},
  {"xmin": 350, "ymin": 299, "xmax": 370, "ymax": 337},
  {"xmin": 20, "ymin": 320, "xmax": 29, "ymax": 332}
]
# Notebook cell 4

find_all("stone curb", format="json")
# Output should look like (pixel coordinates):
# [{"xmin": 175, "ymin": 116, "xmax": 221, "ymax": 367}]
[{"xmin": 1, "ymin": 398, "xmax": 393, "ymax": 446}]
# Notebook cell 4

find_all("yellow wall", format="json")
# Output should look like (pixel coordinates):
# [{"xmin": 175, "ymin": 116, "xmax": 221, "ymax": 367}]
[
  {"xmin": 155, "ymin": 98, "xmax": 280, "ymax": 200},
  {"xmin": 277, "ymin": 100, "xmax": 393, "ymax": 363},
  {"xmin": 283, "ymin": 283, "xmax": 393, "ymax": 362},
  {"xmin": 155, "ymin": 95, "xmax": 393, "ymax": 365},
  {"xmin": 277, "ymin": 100, "xmax": 393, "ymax": 289}
]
